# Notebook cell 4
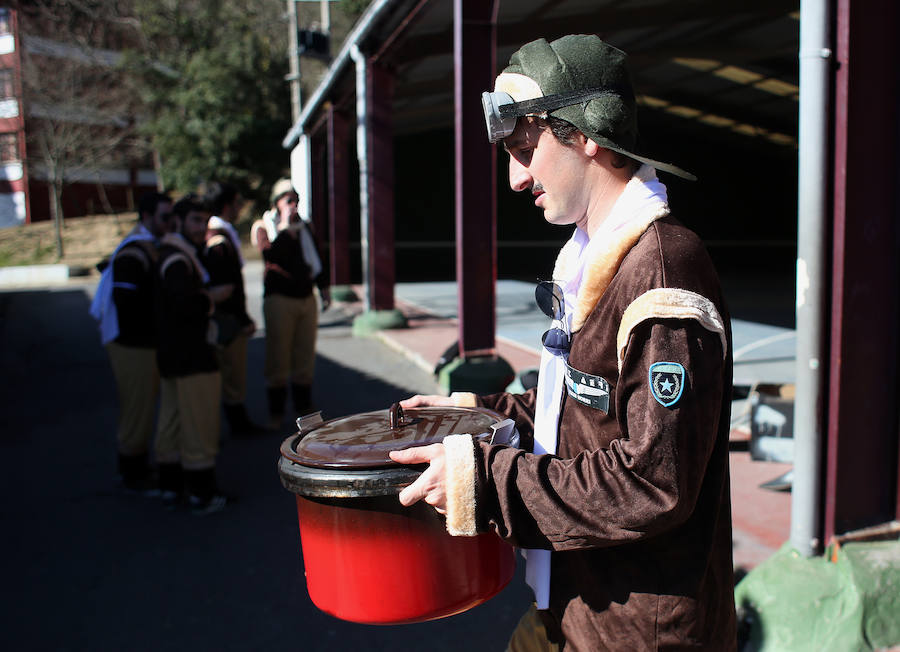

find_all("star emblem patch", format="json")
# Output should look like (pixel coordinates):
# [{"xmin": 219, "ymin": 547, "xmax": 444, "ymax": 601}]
[{"xmin": 649, "ymin": 362, "xmax": 686, "ymax": 407}]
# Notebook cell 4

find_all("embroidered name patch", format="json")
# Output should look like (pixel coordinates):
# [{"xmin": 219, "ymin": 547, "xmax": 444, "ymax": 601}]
[
  {"xmin": 649, "ymin": 362, "xmax": 686, "ymax": 407},
  {"xmin": 564, "ymin": 361, "xmax": 610, "ymax": 413}
]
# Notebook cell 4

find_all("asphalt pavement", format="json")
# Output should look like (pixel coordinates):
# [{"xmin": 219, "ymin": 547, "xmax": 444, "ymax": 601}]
[
  {"xmin": 0, "ymin": 259, "xmax": 797, "ymax": 650},
  {"xmin": 0, "ymin": 277, "xmax": 532, "ymax": 652}
]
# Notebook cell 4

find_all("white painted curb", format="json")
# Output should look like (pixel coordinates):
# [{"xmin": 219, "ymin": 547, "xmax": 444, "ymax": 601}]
[{"xmin": 0, "ymin": 264, "xmax": 70, "ymax": 287}]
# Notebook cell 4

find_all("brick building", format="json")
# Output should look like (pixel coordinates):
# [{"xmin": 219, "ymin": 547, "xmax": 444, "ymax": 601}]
[{"xmin": 0, "ymin": 6, "xmax": 157, "ymax": 229}]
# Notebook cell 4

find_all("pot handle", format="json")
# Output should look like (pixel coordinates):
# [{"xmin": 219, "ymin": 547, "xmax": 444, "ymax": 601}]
[
  {"xmin": 296, "ymin": 411, "xmax": 324, "ymax": 436},
  {"xmin": 389, "ymin": 402, "xmax": 404, "ymax": 429}
]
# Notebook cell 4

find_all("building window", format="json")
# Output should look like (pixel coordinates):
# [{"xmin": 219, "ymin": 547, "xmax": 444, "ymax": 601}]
[
  {"xmin": 0, "ymin": 133, "xmax": 18, "ymax": 162},
  {"xmin": 0, "ymin": 10, "xmax": 9, "ymax": 36},
  {"xmin": 0, "ymin": 69, "xmax": 12, "ymax": 99}
]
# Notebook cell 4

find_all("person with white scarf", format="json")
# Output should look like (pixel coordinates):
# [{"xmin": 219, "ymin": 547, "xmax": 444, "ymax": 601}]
[
  {"xmin": 389, "ymin": 36, "xmax": 736, "ymax": 651},
  {"xmin": 250, "ymin": 179, "xmax": 330, "ymax": 429},
  {"xmin": 90, "ymin": 192, "xmax": 173, "ymax": 493},
  {"xmin": 204, "ymin": 181, "xmax": 264, "ymax": 437}
]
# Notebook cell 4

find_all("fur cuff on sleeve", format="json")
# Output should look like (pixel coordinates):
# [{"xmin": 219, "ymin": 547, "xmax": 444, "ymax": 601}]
[
  {"xmin": 443, "ymin": 433, "xmax": 478, "ymax": 536},
  {"xmin": 450, "ymin": 391, "xmax": 478, "ymax": 407}
]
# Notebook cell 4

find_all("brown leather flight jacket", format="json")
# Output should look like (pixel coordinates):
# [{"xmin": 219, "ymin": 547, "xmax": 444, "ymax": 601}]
[{"xmin": 471, "ymin": 216, "xmax": 737, "ymax": 651}]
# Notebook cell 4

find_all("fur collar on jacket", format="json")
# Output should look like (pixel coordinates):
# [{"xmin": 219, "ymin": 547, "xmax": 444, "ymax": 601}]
[{"xmin": 552, "ymin": 167, "xmax": 670, "ymax": 333}]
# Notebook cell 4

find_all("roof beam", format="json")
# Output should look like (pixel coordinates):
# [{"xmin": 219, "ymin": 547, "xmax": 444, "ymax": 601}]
[{"xmin": 389, "ymin": 0, "xmax": 797, "ymax": 64}]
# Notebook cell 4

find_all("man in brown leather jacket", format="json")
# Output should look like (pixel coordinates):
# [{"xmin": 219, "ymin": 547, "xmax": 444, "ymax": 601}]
[{"xmin": 391, "ymin": 35, "xmax": 737, "ymax": 651}]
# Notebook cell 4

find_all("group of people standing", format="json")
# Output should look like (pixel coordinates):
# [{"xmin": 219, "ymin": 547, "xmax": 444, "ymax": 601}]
[{"xmin": 91, "ymin": 179, "xmax": 329, "ymax": 515}]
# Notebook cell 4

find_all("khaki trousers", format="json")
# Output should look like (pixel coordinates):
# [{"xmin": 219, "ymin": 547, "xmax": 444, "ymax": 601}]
[
  {"xmin": 155, "ymin": 372, "xmax": 222, "ymax": 470},
  {"xmin": 506, "ymin": 604, "xmax": 561, "ymax": 652},
  {"xmin": 263, "ymin": 293, "xmax": 318, "ymax": 387},
  {"xmin": 216, "ymin": 332, "xmax": 249, "ymax": 404},
  {"xmin": 106, "ymin": 342, "xmax": 159, "ymax": 456}
]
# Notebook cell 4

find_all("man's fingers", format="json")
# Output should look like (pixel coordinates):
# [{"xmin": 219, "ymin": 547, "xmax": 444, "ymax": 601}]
[
  {"xmin": 424, "ymin": 493, "xmax": 447, "ymax": 514},
  {"xmin": 389, "ymin": 443, "xmax": 440, "ymax": 465},
  {"xmin": 397, "ymin": 480, "xmax": 424, "ymax": 507},
  {"xmin": 391, "ymin": 443, "xmax": 448, "ymax": 511},
  {"xmin": 400, "ymin": 394, "xmax": 454, "ymax": 408}
]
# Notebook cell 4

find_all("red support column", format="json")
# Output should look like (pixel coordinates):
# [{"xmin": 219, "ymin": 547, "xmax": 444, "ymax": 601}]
[
  {"xmin": 9, "ymin": 8, "xmax": 28, "ymax": 225},
  {"xmin": 443, "ymin": 0, "xmax": 513, "ymax": 393},
  {"xmin": 825, "ymin": 0, "xmax": 900, "ymax": 539},
  {"xmin": 454, "ymin": 0, "xmax": 498, "ymax": 356},
  {"xmin": 366, "ymin": 60, "xmax": 395, "ymax": 312},
  {"xmin": 327, "ymin": 107, "xmax": 351, "ymax": 289}
]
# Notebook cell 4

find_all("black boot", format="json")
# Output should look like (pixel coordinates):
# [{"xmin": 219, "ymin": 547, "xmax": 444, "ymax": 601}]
[
  {"xmin": 185, "ymin": 468, "xmax": 228, "ymax": 516},
  {"xmin": 223, "ymin": 403, "xmax": 267, "ymax": 437},
  {"xmin": 291, "ymin": 383, "xmax": 315, "ymax": 417},
  {"xmin": 267, "ymin": 385, "xmax": 288, "ymax": 430},
  {"xmin": 158, "ymin": 463, "xmax": 184, "ymax": 508},
  {"xmin": 118, "ymin": 452, "xmax": 157, "ymax": 494}
]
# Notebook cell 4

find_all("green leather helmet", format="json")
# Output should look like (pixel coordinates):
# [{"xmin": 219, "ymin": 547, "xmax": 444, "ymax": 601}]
[{"xmin": 481, "ymin": 34, "xmax": 695, "ymax": 180}]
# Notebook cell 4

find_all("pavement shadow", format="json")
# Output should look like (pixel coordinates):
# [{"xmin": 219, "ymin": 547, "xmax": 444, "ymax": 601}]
[{"xmin": 1, "ymin": 288, "xmax": 531, "ymax": 651}]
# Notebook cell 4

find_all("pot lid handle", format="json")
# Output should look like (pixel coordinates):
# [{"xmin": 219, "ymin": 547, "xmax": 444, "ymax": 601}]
[{"xmin": 389, "ymin": 402, "xmax": 403, "ymax": 429}]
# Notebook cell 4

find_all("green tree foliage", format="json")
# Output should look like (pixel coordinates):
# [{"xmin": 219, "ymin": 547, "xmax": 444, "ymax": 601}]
[{"xmin": 124, "ymin": 0, "xmax": 292, "ymax": 200}]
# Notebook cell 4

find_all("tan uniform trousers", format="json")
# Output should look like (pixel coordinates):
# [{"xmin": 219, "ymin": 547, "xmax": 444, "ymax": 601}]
[
  {"xmin": 507, "ymin": 604, "xmax": 561, "ymax": 652},
  {"xmin": 106, "ymin": 342, "xmax": 159, "ymax": 456},
  {"xmin": 155, "ymin": 372, "xmax": 222, "ymax": 470},
  {"xmin": 216, "ymin": 332, "xmax": 249, "ymax": 405},
  {"xmin": 263, "ymin": 293, "xmax": 318, "ymax": 387}
]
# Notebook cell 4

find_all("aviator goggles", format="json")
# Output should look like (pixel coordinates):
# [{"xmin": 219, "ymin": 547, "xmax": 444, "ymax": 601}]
[
  {"xmin": 535, "ymin": 280, "xmax": 570, "ymax": 356},
  {"xmin": 481, "ymin": 87, "xmax": 622, "ymax": 143}
]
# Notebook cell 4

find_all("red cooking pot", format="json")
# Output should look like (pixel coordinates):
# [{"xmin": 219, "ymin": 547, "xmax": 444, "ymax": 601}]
[{"xmin": 278, "ymin": 403, "xmax": 517, "ymax": 625}]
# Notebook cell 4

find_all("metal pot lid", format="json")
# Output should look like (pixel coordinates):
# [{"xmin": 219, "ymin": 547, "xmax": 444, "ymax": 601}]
[{"xmin": 281, "ymin": 402, "xmax": 505, "ymax": 470}]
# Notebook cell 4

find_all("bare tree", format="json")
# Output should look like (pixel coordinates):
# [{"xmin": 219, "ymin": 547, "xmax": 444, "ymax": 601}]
[{"xmin": 19, "ymin": 1, "xmax": 147, "ymax": 258}]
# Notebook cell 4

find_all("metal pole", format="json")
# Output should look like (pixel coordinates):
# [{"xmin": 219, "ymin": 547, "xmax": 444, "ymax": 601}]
[
  {"xmin": 287, "ymin": 0, "xmax": 301, "ymax": 123},
  {"xmin": 791, "ymin": 0, "xmax": 832, "ymax": 558},
  {"xmin": 282, "ymin": 0, "xmax": 395, "ymax": 150},
  {"xmin": 320, "ymin": 0, "xmax": 330, "ymax": 34},
  {"xmin": 350, "ymin": 44, "xmax": 370, "ymax": 312}
]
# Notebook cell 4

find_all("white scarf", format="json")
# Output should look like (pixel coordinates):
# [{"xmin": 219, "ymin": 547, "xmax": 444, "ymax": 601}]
[
  {"xmin": 262, "ymin": 209, "xmax": 322, "ymax": 280},
  {"xmin": 89, "ymin": 224, "xmax": 155, "ymax": 345},
  {"xmin": 208, "ymin": 215, "xmax": 244, "ymax": 267},
  {"xmin": 524, "ymin": 165, "xmax": 669, "ymax": 609}
]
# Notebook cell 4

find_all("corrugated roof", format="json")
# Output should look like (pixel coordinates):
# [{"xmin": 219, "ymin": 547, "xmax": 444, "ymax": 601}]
[{"xmin": 288, "ymin": 0, "xmax": 799, "ymax": 148}]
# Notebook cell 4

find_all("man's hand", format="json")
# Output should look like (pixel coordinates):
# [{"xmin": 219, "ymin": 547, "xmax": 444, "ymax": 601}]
[
  {"xmin": 208, "ymin": 283, "xmax": 235, "ymax": 304},
  {"xmin": 400, "ymin": 394, "xmax": 455, "ymax": 409},
  {"xmin": 252, "ymin": 222, "xmax": 271, "ymax": 253},
  {"xmin": 264, "ymin": 262, "xmax": 292, "ymax": 278},
  {"xmin": 389, "ymin": 443, "xmax": 448, "ymax": 513},
  {"xmin": 320, "ymin": 288, "xmax": 332, "ymax": 312}
]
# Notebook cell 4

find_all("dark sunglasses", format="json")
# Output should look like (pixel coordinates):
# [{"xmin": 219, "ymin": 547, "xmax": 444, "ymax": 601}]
[{"xmin": 535, "ymin": 280, "xmax": 570, "ymax": 355}]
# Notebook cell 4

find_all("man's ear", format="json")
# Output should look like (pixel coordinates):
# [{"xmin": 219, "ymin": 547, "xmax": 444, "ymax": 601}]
[{"xmin": 582, "ymin": 135, "xmax": 601, "ymax": 158}]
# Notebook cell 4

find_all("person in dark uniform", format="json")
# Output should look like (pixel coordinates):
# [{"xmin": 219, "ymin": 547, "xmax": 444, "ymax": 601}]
[
  {"xmin": 391, "ymin": 35, "xmax": 737, "ymax": 651},
  {"xmin": 203, "ymin": 181, "xmax": 264, "ymax": 436},
  {"xmin": 251, "ymin": 179, "xmax": 330, "ymax": 429},
  {"xmin": 90, "ymin": 192, "xmax": 173, "ymax": 492},
  {"xmin": 154, "ymin": 193, "xmax": 230, "ymax": 515}
]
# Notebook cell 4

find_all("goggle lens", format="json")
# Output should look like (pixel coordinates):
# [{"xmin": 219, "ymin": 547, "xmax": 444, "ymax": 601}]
[{"xmin": 481, "ymin": 91, "xmax": 518, "ymax": 143}]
